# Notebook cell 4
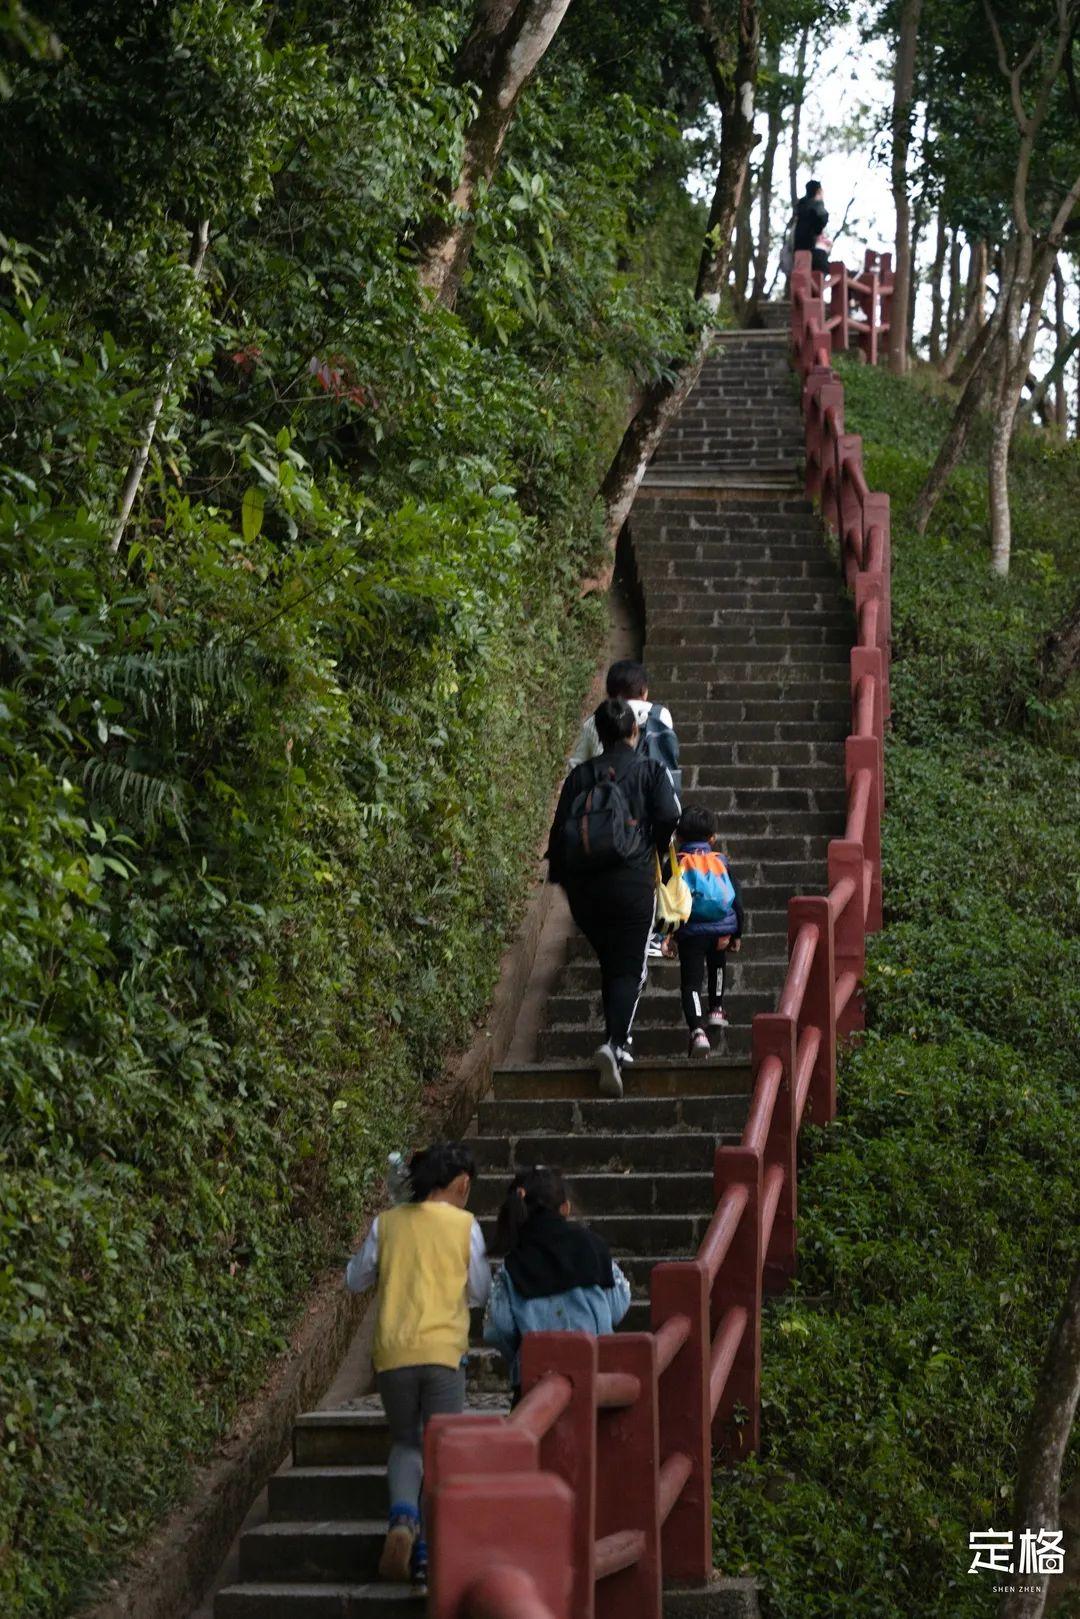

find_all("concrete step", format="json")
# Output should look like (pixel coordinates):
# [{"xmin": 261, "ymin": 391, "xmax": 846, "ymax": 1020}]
[
  {"xmin": 269, "ymin": 1466, "xmax": 387, "ymax": 1522},
  {"xmin": 474, "ymin": 1091, "xmax": 749, "ymax": 1137},
  {"xmin": 472, "ymin": 1170, "xmax": 714, "ymax": 1217},
  {"xmin": 239, "ymin": 1520, "xmax": 386, "ymax": 1583},
  {"xmin": 490, "ymin": 1060, "xmax": 751, "ymax": 1098},
  {"xmin": 293, "ymin": 1410, "xmax": 391, "ymax": 1469},
  {"xmin": 465, "ymin": 1130, "xmax": 727, "ymax": 1172},
  {"xmin": 678, "ymin": 762, "xmax": 843, "ymax": 789},
  {"xmin": 217, "ymin": 1586, "xmax": 424, "ymax": 1618},
  {"xmin": 479, "ymin": 1210, "xmax": 712, "ymax": 1255},
  {"xmin": 536, "ymin": 1022, "xmax": 758, "ymax": 1062}
]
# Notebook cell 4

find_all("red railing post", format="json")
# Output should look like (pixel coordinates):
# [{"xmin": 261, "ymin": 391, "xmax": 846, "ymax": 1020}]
[
  {"xmin": 710, "ymin": 1146, "xmax": 762, "ymax": 1460},
  {"xmin": 431, "ymin": 1474, "xmax": 575, "ymax": 1619},
  {"xmin": 802, "ymin": 368, "xmax": 842, "ymax": 505},
  {"xmin": 752, "ymin": 1013, "xmax": 798, "ymax": 1292},
  {"xmin": 829, "ymin": 260, "xmax": 849, "ymax": 354},
  {"xmin": 594, "ymin": 1335, "xmax": 661, "ymax": 1619},
  {"xmin": 520, "ymin": 1333, "xmax": 599, "ymax": 1619},
  {"xmin": 786, "ymin": 897, "xmax": 837, "ymax": 1125},
  {"xmin": 826, "ymin": 840, "xmax": 867, "ymax": 1038},
  {"xmin": 649, "ymin": 1262, "xmax": 711, "ymax": 1582},
  {"xmin": 845, "ymin": 733, "xmax": 883, "ymax": 932},
  {"xmin": 836, "ymin": 434, "xmax": 865, "ymax": 587}
]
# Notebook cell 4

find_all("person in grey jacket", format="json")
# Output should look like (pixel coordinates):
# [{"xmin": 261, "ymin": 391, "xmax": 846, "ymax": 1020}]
[{"xmin": 483, "ymin": 1166, "xmax": 631, "ymax": 1398}]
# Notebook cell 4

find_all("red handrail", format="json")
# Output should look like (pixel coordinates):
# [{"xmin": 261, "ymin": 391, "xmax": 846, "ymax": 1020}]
[{"xmin": 428, "ymin": 243, "xmax": 893, "ymax": 1619}]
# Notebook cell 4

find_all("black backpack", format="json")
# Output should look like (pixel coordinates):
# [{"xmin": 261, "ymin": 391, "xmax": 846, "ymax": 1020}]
[
  {"xmin": 559, "ymin": 762, "xmax": 645, "ymax": 875},
  {"xmin": 637, "ymin": 704, "xmax": 681, "ymax": 795}
]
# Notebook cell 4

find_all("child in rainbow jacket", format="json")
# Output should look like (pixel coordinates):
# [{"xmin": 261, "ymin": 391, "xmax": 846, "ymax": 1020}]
[{"xmin": 667, "ymin": 805, "xmax": 745, "ymax": 1058}]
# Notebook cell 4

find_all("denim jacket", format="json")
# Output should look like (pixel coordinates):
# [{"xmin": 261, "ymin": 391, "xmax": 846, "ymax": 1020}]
[{"xmin": 483, "ymin": 1261, "xmax": 632, "ymax": 1386}]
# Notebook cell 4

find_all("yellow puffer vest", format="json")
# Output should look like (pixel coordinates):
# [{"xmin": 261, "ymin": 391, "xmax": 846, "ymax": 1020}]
[{"xmin": 371, "ymin": 1200, "xmax": 474, "ymax": 1373}]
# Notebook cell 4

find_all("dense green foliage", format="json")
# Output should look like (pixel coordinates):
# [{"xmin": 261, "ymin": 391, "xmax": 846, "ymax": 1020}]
[
  {"xmin": 0, "ymin": 5, "xmax": 711, "ymax": 1612},
  {"xmin": 712, "ymin": 360, "xmax": 1080, "ymax": 1615}
]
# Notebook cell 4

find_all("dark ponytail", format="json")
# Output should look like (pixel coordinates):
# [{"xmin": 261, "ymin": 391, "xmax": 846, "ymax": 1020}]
[
  {"xmin": 494, "ymin": 1165, "xmax": 567, "ymax": 1255},
  {"xmin": 407, "ymin": 1141, "xmax": 476, "ymax": 1203}
]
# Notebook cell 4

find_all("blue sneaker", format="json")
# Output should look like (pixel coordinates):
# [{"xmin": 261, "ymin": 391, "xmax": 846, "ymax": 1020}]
[
  {"xmin": 378, "ymin": 1504, "xmax": 419, "ymax": 1582},
  {"xmin": 411, "ymin": 1536, "xmax": 428, "ymax": 1592}
]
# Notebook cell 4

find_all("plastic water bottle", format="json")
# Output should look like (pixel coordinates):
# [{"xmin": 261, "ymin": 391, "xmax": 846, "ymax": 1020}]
[{"xmin": 387, "ymin": 1151, "xmax": 412, "ymax": 1204}]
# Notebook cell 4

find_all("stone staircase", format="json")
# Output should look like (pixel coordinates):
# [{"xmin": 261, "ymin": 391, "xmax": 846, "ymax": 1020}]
[{"xmin": 212, "ymin": 317, "xmax": 851, "ymax": 1617}]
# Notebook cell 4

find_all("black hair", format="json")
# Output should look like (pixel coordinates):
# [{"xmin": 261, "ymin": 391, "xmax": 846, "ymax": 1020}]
[
  {"xmin": 494, "ymin": 1165, "xmax": 568, "ymax": 1255},
  {"xmin": 805, "ymin": 179, "xmax": 822, "ymax": 198},
  {"xmin": 407, "ymin": 1141, "xmax": 476, "ymax": 1203},
  {"xmin": 605, "ymin": 659, "xmax": 649, "ymax": 700},
  {"xmin": 678, "ymin": 804, "xmax": 717, "ymax": 845},
  {"xmin": 594, "ymin": 696, "xmax": 637, "ymax": 748}
]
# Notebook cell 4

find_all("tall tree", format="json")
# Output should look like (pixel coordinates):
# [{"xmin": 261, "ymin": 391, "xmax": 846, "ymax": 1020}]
[
  {"xmin": 600, "ymin": 0, "xmax": 761, "ymax": 546},
  {"xmin": 1053, "ymin": 259, "xmax": 1069, "ymax": 430},
  {"xmin": 787, "ymin": 23, "xmax": 810, "ymax": 209},
  {"xmin": 751, "ymin": 39, "xmax": 784, "ymax": 307},
  {"xmin": 415, "ymin": 0, "xmax": 575, "ymax": 305},
  {"xmin": 928, "ymin": 212, "xmax": 948, "ymax": 363},
  {"xmin": 888, "ymin": 0, "xmax": 923, "ymax": 372}
]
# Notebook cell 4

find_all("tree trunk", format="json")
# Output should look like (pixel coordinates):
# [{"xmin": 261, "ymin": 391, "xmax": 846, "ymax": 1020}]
[
  {"xmin": 988, "ymin": 377, "xmax": 1020, "ymax": 576},
  {"xmin": 928, "ymin": 212, "xmax": 948, "ymax": 364},
  {"xmin": 788, "ymin": 25, "xmax": 809, "ymax": 210},
  {"xmin": 1038, "ymin": 590, "xmax": 1080, "ymax": 695},
  {"xmin": 941, "ymin": 239, "xmax": 987, "ymax": 381},
  {"xmin": 600, "ymin": 0, "xmax": 760, "ymax": 548},
  {"xmin": 998, "ymin": 1256, "xmax": 1080, "ymax": 1619},
  {"xmin": 912, "ymin": 313, "xmax": 1001, "ymax": 535},
  {"xmin": 944, "ymin": 231, "xmax": 963, "ymax": 352},
  {"xmin": 415, "ymin": 0, "xmax": 573, "ymax": 306},
  {"xmin": 888, "ymin": 0, "xmax": 922, "ymax": 372},
  {"xmin": 907, "ymin": 182, "xmax": 926, "ymax": 353},
  {"xmin": 1021, "ymin": 327, "xmax": 1080, "ymax": 425},
  {"xmin": 1053, "ymin": 259, "xmax": 1069, "ymax": 431},
  {"xmin": 694, "ymin": 0, "xmax": 761, "ymax": 307},
  {"xmin": 751, "ymin": 44, "xmax": 783, "ymax": 307},
  {"xmin": 731, "ymin": 170, "xmax": 754, "ymax": 317},
  {"xmin": 112, "ymin": 218, "xmax": 210, "ymax": 556}
]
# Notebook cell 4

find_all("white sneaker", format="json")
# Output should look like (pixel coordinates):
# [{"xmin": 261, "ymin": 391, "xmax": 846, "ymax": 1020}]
[
  {"xmin": 706, "ymin": 1008, "xmax": 730, "ymax": 1028},
  {"xmin": 647, "ymin": 935, "xmax": 666, "ymax": 958},
  {"xmin": 616, "ymin": 1044, "xmax": 634, "ymax": 1066},
  {"xmin": 595, "ymin": 1043, "xmax": 624, "ymax": 1098},
  {"xmin": 689, "ymin": 1029, "xmax": 711, "ymax": 1060}
]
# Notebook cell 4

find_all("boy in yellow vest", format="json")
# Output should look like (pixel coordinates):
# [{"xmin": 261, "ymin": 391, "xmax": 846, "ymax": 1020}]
[{"xmin": 346, "ymin": 1142, "xmax": 491, "ymax": 1586}]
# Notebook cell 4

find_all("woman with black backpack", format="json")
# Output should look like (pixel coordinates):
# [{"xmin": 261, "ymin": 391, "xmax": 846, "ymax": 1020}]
[{"xmin": 546, "ymin": 698, "xmax": 680, "ymax": 1097}]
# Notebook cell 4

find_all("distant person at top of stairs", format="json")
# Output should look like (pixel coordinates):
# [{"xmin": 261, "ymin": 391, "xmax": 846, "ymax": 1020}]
[
  {"xmin": 661, "ymin": 805, "xmax": 744, "ymax": 1060},
  {"xmin": 568, "ymin": 657, "xmax": 682, "ymax": 797},
  {"xmin": 794, "ymin": 179, "xmax": 832, "ymax": 274},
  {"xmin": 483, "ymin": 1165, "xmax": 631, "ymax": 1401},
  {"xmin": 345, "ymin": 1143, "xmax": 491, "ymax": 1589},
  {"xmin": 547, "ymin": 698, "xmax": 680, "ymax": 1099}
]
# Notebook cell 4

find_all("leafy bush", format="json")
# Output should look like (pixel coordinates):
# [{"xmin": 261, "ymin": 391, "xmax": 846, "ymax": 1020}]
[
  {"xmin": 712, "ymin": 361, "xmax": 1080, "ymax": 1616},
  {"xmin": 0, "ymin": 4, "xmax": 710, "ymax": 1612}
]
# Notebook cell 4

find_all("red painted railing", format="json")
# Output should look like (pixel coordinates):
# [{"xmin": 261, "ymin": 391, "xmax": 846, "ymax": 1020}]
[{"xmin": 426, "ymin": 244, "xmax": 894, "ymax": 1619}]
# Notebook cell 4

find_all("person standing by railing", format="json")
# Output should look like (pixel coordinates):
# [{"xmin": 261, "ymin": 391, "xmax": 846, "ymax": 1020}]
[{"xmin": 794, "ymin": 179, "xmax": 831, "ymax": 273}]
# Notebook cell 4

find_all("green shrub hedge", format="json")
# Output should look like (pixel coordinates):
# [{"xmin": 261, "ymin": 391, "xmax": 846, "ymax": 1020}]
[
  {"xmin": 0, "ymin": 4, "xmax": 709, "ymax": 1611},
  {"xmin": 712, "ymin": 360, "xmax": 1080, "ymax": 1617}
]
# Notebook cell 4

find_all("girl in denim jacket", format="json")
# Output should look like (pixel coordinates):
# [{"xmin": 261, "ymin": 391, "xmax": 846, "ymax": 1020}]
[{"xmin": 483, "ymin": 1165, "xmax": 631, "ymax": 1399}]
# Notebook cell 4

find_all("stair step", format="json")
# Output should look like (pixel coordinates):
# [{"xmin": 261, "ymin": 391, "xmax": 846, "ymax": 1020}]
[
  {"xmin": 465, "ymin": 1131, "xmax": 727, "ymax": 1172},
  {"xmin": 536, "ymin": 1025, "xmax": 756, "ymax": 1061},
  {"xmin": 473, "ymin": 1169, "xmax": 714, "ymax": 1216},
  {"xmin": 491, "ymin": 1061, "xmax": 752, "ymax": 1098},
  {"xmin": 269, "ymin": 1466, "xmax": 387, "ymax": 1522},
  {"xmin": 293, "ymin": 1410, "xmax": 390, "ymax": 1469},
  {"xmin": 479, "ymin": 1211, "xmax": 711, "ymax": 1255},
  {"xmin": 239, "ymin": 1521, "xmax": 386, "ymax": 1583},
  {"xmin": 474, "ymin": 1092, "xmax": 749, "ymax": 1136},
  {"xmin": 216, "ymin": 1585, "xmax": 424, "ymax": 1618}
]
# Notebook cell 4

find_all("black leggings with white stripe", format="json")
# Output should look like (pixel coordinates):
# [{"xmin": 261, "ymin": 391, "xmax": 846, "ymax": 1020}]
[
  {"xmin": 566, "ymin": 870, "xmax": 654, "ymax": 1050},
  {"xmin": 677, "ymin": 933, "xmax": 728, "ymax": 1029}
]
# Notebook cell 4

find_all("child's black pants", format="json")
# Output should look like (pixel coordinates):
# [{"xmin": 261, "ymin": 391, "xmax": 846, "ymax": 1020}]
[{"xmin": 678, "ymin": 933, "xmax": 728, "ymax": 1029}]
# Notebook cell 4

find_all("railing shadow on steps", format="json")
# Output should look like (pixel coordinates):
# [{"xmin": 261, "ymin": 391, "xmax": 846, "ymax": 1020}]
[{"xmin": 424, "ymin": 244, "xmax": 896, "ymax": 1619}]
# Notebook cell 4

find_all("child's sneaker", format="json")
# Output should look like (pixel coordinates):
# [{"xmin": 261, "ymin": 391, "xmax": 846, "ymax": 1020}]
[
  {"xmin": 378, "ymin": 1507, "xmax": 419, "ymax": 1582},
  {"xmin": 688, "ymin": 1029, "xmax": 711, "ymax": 1059},
  {"xmin": 595, "ymin": 1042, "xmax": 623, "ymax": 1098},
  {"xmin": 647, "ymin": 933, "xmax": 667, "ymax": 959},
  {"xmin": 706, "ymin": 1007, "xmax": 730, "ymax": 1028},
  {"xmin": 411, "ymin": 1537, "xmax": 428, "ymax": 1593}
]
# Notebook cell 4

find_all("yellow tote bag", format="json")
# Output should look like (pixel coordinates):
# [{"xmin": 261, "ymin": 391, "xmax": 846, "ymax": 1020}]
[{"xmin": 654, "ymin": 838, "xmax": 692, "ymax": 933}]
